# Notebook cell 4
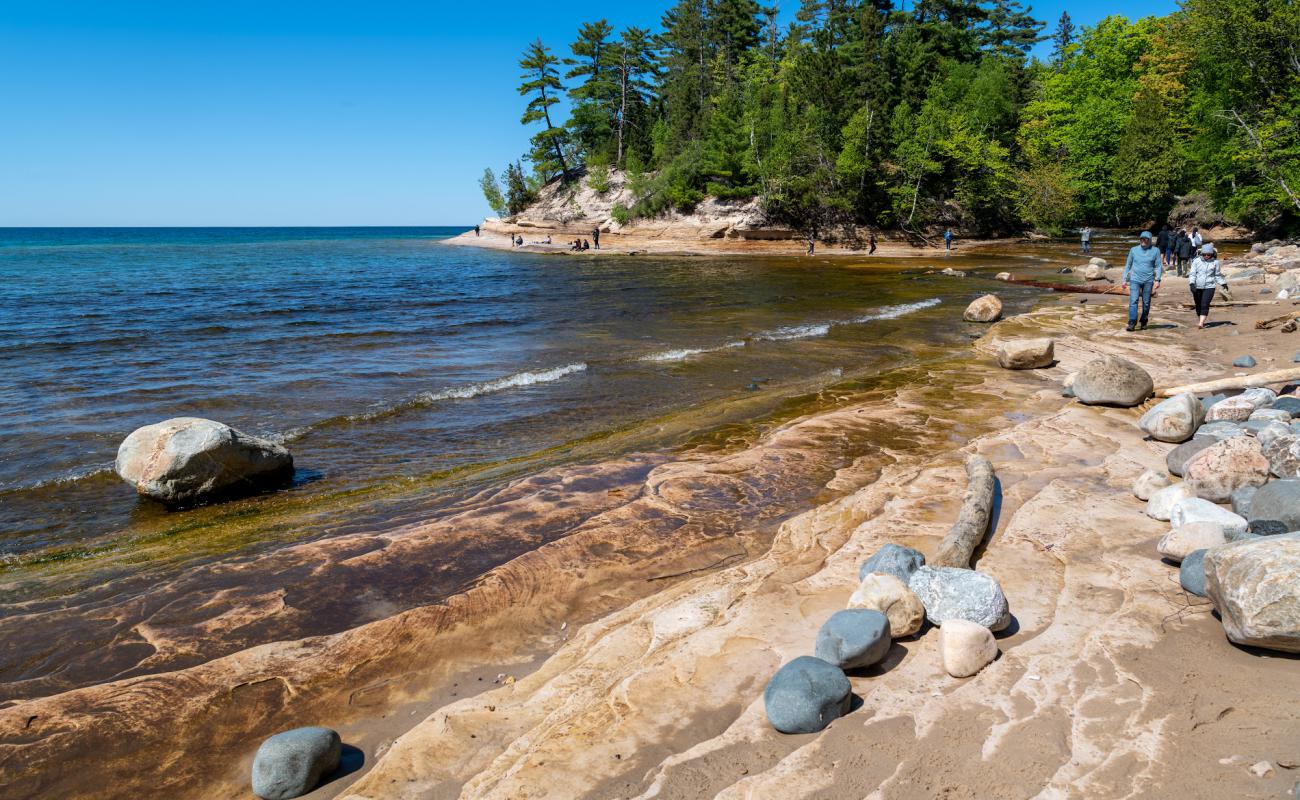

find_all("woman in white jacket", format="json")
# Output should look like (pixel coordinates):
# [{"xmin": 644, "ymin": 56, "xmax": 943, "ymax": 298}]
[{"xmin": 1187, "ymin": 243, "xmax": 1227, "ymax": 329}]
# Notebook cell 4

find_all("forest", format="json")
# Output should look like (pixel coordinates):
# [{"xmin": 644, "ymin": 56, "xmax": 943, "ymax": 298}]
[{"xmin": 480, "ymin": 0, "xmax": 1300, "ymax": 237}]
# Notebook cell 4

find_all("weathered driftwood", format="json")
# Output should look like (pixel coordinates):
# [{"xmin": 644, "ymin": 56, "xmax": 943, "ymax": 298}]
[
  {"xmin": 933, "ymin": 455, "xmax": 997, "ymax": 568},
  {"xmin": 1255, "ymin": 311, "xmax": 1300, "ymax": 330},
  {"xmin": 999, "ymin": 278, "xmax": 1126, "ymax": 295},
  {"xmin": 1156, "ymin": 367, "xmax": 1300, "ymax": 397}
]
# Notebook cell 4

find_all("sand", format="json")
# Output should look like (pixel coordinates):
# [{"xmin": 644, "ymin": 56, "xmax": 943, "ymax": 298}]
[{"xmin": 4, "ymin": 280, "xmax": 1300, "ymax": 799}]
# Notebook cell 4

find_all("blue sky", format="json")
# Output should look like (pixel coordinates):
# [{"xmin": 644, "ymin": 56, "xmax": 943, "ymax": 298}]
[{"xmin": 1, "ymin": 0, "xmax": 1176, "ymax": 226}]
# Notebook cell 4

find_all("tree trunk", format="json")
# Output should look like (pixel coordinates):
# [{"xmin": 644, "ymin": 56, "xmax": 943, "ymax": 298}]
[{"xmin": 932, "ymin": 455, "xmax": 997, "ymax": 569}]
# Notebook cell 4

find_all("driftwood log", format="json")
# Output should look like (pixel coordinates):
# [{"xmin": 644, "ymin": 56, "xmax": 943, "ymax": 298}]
[
  {"xmin": 933, "ymin": 455, "xmax": 997, "ymax": 568},
  {"xmin": 1156, "ymin": 367, "xmax": 1300, "ymax": 397},
  {"xmin": 1256, "ymin": 311, "xmax": 1300, "ymax": 330}
]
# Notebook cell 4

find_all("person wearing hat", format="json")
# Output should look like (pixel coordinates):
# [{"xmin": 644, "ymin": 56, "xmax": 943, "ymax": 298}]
[
  {"xmin": 1122, "ymin": 231, "xmax": 1162, "ymax": 331},
  {"xmin": 1187, "ymin": 242, "xmax": 1228, "ymax": 329}
]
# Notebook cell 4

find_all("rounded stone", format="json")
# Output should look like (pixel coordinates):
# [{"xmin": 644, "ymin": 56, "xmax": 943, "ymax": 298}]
[
  {"xmin": 996, "ymin": 338, "xmax": 1054, "ymax": 370},
  {"xmin": 1139, "ymin": 393, "xmax": 1205, "ymax": 443},
  {"xmin": 908, "ymin": 566, "xmax": 1010, "ymax": 631},
  {"xmin": 763, "ymin": 656, "xmax": 852, "ymax": 734},
  {"xmin": 1072, "ymin": 356, "xmax": 1153, "ymax": 407},
  {"xmin": 1270, "ymin": 396, "xmax": 1300, "ymax": 417},
  {"xmin": 1263, "ymin": 434, "xmax": 1300, "ymax": 478},
  {"xmin": 1180, "ymin": 548, "xmax": 1209, "ymax": 597},
  {"xmin": 251, "ymin": 727, "xmax": 342, "ymax": 800},
  {"xmin": 858, "ymin": 543, "xmax": 925, "ymax": 583},
  {"xmin": 1171, "ymin": 497, "xmax": 1249, "ymax": 538},
  {"xmin": 1146, "ymin": 483, "xmax": 1194, "ymax": 521},
  {"xmin": 1231, "ymin": 484, "xmax": 1259, "ymax": 517},
  {"xmin": 1246, "ymin": 479, "xmax": 1300, "ymax": 531},
  {"xmin": 939, "ymin": 618, "xmax": 999, "ymax": 678},
  {"xmin": 1233, "ymin": 355, "xmax": 1257, "ymax": 368},
  {"xmin": 814, "ymin": 609, "xmax": 891, "ymax": 670},
  {"xmin": 963, "ymin": 294, "xmax": 1002, "ymax": 323},
  {"xmin": 848, "ymin": 573, "xmax": 926, "ymax": 637},
  {"xmin": 1193, "ymin": 420, "xmax": 1246, "ymax": 441},
  {"xmin": 1205, "ymin": 532, "xmax": 1300, "ymax": 652},
  {"xmin": 1168, "ymin": 438, "xmax": 1217, "ymax": 478},
  {"xmin": 1183, "ymin": 436, "xmax": 1269, "ymax": 503},
  {"xmin": 1132, "ymin": 469, "xmax": 1171, "ymax": 501},
  {"xmin": 1158, "ymin": 522, "xmax": 1226, "ymax": 563}
]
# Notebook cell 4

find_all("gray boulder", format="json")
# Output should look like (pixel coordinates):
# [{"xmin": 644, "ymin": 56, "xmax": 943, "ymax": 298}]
[
  {"xmin": 1072, "ymin": 356, "xmax": 1153, "ymax": 407},
  {"xmin": 1183, "ymin": 435, "xmax": 1269, "ymax": 502},
  {"xmin": 1167, "ymin": 437, "xmax": 1216, "ymax": 478},
  {"xmin": 1180, "ymin": 549, "xmax": 1209, "ymax": 597},
  {"xmin": 1231, "ymin": 484, "xmax": 1259, "ymax": 517},
  {"xmin": 1271, "ymin": 396, "xmax": 1300, "ymax": 417},
  {"xmin": 1264, "ymin": 434, "xmax": 1300, "ymax": 478},
  {"xmin": 1256, "ymin": 421, "xmax": 1292, "ymax": 449},
  {"xmin": 1200, "ymin": 394, "xmax": 1228, "ymax": 414},
  {"xmin": 908, "ymin": 566, "xmax": 1011, "ymax": 631},
  {"xmin": 859, "ymin": 543, "xmax": 925, "ymax": 583},
  {"xmin": 1233, "ymin": 356, "xmax": 1257, "ymax": 368},
  {"xmin": 1193, "ymin": 420, "xmax": 1245, "ymax": 441},
  {"xmin": 1249, "ymin": 408, "xmax": 1291, "ymax": 424},
  {"xmin": 814, "ymin": 609, "xmax": 891, "ymax": 670},
  {"xmin": 1139, "ymin": 393, "xmax": 1204, "ymax": 443},
  {"xmin": 764, "ymin": 656, "xmax": 852, "ymax": 733},
  {"xmin": 116, "ymin": 417, "xmax": 294, "ymax": 507},
  {"xmin": 251, "ymin": 727, "xmax": 341, "ymax": 800},
  {"xmin": 1205, "ymin": 533, "xmax": 1300, "ymax": 652},
  {"xmin": 1242, "ymin": 419, "xmax": 1276, "ymax": 437},
  {"xmin": 1248, "ymin": 519, "xmax": 1290, "ymax": 536},
  {"xmin": 1247, "ymin": 479, "xmax": 1300, "ymax": 531}
]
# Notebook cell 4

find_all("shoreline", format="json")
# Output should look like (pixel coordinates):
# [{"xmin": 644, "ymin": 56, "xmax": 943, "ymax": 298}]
[{"xmin": 5, "ymin": 287, "xmax": 1300, "ymax": 798}]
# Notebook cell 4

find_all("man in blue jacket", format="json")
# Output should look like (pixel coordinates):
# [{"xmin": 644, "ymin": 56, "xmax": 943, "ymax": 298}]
[{"xmin": 1122, "ymin": 231, "xmax": 1162, "ymax": 331}]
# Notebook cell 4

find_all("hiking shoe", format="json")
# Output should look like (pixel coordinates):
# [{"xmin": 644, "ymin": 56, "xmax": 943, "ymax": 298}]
[
  {"xmin": 1125, "ymin": 324, "xmax": 1135, "ymax": 332},
  {"xmin": 1140, "ymin": 323, "xmax": 1148, "ymax": 330}
]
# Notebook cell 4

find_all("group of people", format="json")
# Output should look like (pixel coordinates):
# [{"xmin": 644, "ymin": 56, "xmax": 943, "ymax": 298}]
[
  {"xmin": 1123, "ymin": 229, "xmax": 1227, "ymax": 332},
  {"xmin": 1155, "ymin": 224, "xmax": 1203, "ymax": 275}
]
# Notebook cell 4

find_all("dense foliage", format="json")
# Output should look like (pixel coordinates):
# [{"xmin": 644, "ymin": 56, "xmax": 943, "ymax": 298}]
[{"xmin": 481, "ymin": 0, "xmax": 1300, "ymax": 236}]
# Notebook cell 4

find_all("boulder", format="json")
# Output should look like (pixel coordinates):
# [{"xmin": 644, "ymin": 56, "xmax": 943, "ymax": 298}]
[
  {"xmin": 1248, "ymin": 519, "xmax": 1289, "ymax": 537},
  {"xmin": 251, "ymin": 727, "xmax": 342, "ymax": 800},
  {"xmin": 1158, "ymin": 521, "xmax": 1227, "ymax": 562},
  {"xmin": 1241, "ymin": 387, "xmax": 1279, "ymax": 407},
  {"xmin": 996, "ymin": 338, "xmax": 1055, "ymax": 370},
  {"xmin": 1083, "ymin": 264, "xmax": 1107, "ymax": 280},
  {"xmin": 1256, "ymin": 422, "xmax": 1292, "ymax": 449},
  {"xmin": 1168, "ymin": 437, "xmax": 1217, "ymax": 477},
  {"xmin": 116, "ymin": 417, "xmax": 294, "ymax": 507},
  {"xmin": 1205, "ymin": 533, "xmax": 1300, "ymax": 652},
  {"xmin": 814, "ymin": 609, "xmax": 891, "ymax": 670},
  {"xmin": 908, "ymin": 566, "xmax": 1011, "ymax": 631},
  {"xmin": 1271, "ymin": 396, "xmax": 1300, "ymax": 417},
  {"xmin": 939, "ymin": 618, "xmax": 999, "ymax": 678},
  {"xmin": 764, "ymin": 656, "xmax": 853, "ymax": 733},
  {"xmin": 858, "ymin": 543, "xmax": 925, "ymax": 583},
  {"xmin": 1132, "ymin": 469, "xmax": 1171, "ymax": 501},
  {"xmin": 1170, "ymin": 497, "xmax": 1249, "ymax": 538},
  {"xmin": 1061, "ymin": 372, "xmax": 1077, "ymax": 398},
  {"xmin": 1180, "ymin": 548, "xmax": 1209, "ymax": 597},
  {"xmin": 1242, "ymin": 419, "xmax": 1276, "ymax": 437},
  {"xmin": 1072, "ymin": 356, "xmax": 1153, "ymax": 407},
  {"xmin": 1231, "ymin": 484, "xmax": 1259, "ymax": 517},
  {"xmin": 963, "ymin": 294, "xmax": 1002, "ymax": 323},
  {"xmin": 994, "ymin": 272, "xmax": 1012, "ymax": 281},
  {"xmin": 1139, "ymin": 393, "xmax": 1204, "ymax": 443},
  {"xmin": 1200, "ymin": 394, "xmax": 1228, "ymax": 414},
  {"xmin": 848, "ymin": 573, "xmax": 926, "ymax": 637},
  {"xmin": 1193, "ymin": 420, "xmax": 1245, "ymax": 441},
  {"xmin": 1183, "ymin": 436, "xmax": 1269, "ymax": 502},
  {"xmin": 1146, "ymin": 483, "xmax": 1195, "ymax": 521},
  {"xmin": 1264, "ymin": 434, "xmax": 1300, "ymax": 478},
  {"xmin": 1246, "ymin": 479, "xmax": 1300, "ymax": 531},
  {"xmin": 1205, "ymin": 397, "xmax": 1258, "ymax": 423},
  {"xmin": 1089, "ymin": 257, "xmax": 1109, "ymax": 268},
  {"xmin": 1248, "ymin": 408, "xmax": 1291, "ymax": 424}
]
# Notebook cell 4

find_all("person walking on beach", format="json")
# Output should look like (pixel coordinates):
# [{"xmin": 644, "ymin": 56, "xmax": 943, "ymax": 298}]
[
  {"xmin": 869, "ymin": 233, "xmax": 877, "ymax": 255},
  {"xmin": 1176, "ymin": 229, "xmax": 1195, "ymax": 276},
  {"xmin": 474, "ymin": 225, "xmax": 481, "ymax": 237},
  {"xmin": 1122, "ymin": 231, "xmax": 1162, "ymax": 332},
  {"xmin": 944, "ymin": 228, "xmax": 953, "ymax": 253},
  {"xmin": 1188, "ymin": 243, "xmax": 1227, "ymax": 329},
  {"xmin": 592, "ymin": 227, "xmax": 600, "ymax": 250},
  {"xmin": 1191, "ymin": 227, "xmax": 1202, "ymax": 250},
  {"xmin": 1080, "ymin": 225, "xmax": 1092, "ymax": 254},
  {"xmin": 807, "ymin": 232, "xmax": 815, "ymax": 256},
  {"xmin": 1156, "ymin": 224, "xmax": 1171, "ymax": 265}
]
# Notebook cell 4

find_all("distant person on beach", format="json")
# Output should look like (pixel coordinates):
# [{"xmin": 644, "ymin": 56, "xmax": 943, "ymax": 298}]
[
  {"xmin": 1157, "ymin": 224, "xmax": 1171, "ymax": 265},
  {"xmin": 592, "ymin": 227, "xmax": 600, "ymax": 249},
  {"xmin": 1188, "ymin": 243, "xmax": 1227, "ymax": 329},
  {"xmin": 869, "ymin": 233, "xmax": 877, "ymax": 255},
  {"xmin": 1191, "ymin": 227, "xmax": 1202, "ymax": 250},
  {"xmin": 1080, "ymin": 225, "xmax": 1092, "ymax": 254},
  {"xmin": 582, "ymin": 239, "xmax": 590, "ymax": 251},
  {"xmin": 944, "ymin": 229, "xmax": 953, "ymax": 252},
  {"xmin": 515, "ymin": 235, "xmax": 523, "ymax": 247},
  {"xmin": 1176, "ymin": 230, "xmax": 1195, "ymax": 275},
  {"xmin": 1122, "ymin": 231, "xmax": 1162, "ymax": 332},
  {"xmin": 807, "ymin": 233, "xmax": 815, "ymax": 256},
  {"xmin": 545, "ymin": 235, "xmax": 552, "ymax": 244},
  {"xmin": 474, "ymin": 225, "xmax": 481, "ymax": 237}
]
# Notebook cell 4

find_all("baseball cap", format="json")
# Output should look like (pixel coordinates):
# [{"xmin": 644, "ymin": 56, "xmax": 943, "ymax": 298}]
[{"xmin": 1139, "ymin": 231, "xmax": 1152, "ymax": 239}]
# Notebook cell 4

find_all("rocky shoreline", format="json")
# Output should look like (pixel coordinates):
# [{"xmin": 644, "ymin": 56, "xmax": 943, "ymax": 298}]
[{"xmin": 6, "ymin": 290, "xmax": 1300, "ymax": 799}]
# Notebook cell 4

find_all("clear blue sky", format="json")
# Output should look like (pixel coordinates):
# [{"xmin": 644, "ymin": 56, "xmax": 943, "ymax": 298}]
[{"xmin": 1, "ymin": 0, "xmax": 1176, "ymax": 227}]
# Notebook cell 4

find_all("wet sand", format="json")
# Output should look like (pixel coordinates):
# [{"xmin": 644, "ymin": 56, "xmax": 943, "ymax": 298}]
[{"xmin": 5, "ymin": 283, "xmax": 1300, "ymax": 799}]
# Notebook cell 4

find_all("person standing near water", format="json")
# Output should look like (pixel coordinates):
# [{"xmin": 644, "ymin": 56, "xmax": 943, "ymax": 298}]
[
  {"xmin": 1188, "ymin": 243, "xmax": 1227, "ymax": 329},
  {"xmin": 944, "ymin": 229, "xmax": 953, "ymax": 252},
  {"xmin": 869, "ymin": 233, "xmax": 877, "ymax": 255},
  {"xmin": 1157, "ymin": 224, "xmax": 1171, "ymax": 265},
  {"xmin": 807, "ymin": 232, "xmax": 815, "ymax": 256},
  {"xmin": 1080, "ymin": 225, "xmax": 1092, "ymax": 254},
  {"xmin": 592, "ymin": 227, "xmax": 600, "ymax": 250},
  {"xmin": 1122, "ymin": 231, "xmax": 1162, "ymax": 332},
  {"xmin": 474, "ymin": 225, "xmax": 481, "ymax": 237}
]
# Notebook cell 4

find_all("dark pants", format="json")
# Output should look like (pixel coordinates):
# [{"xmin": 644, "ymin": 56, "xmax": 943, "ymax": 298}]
[
  {"xmin": 1191, "ymin": 287, "xmax": 1215, "ymax": 316},
  {"xmin": 1128, "ymin": 280, "xmax": 1153, "ymax": 326},
  {"xmin": 1082, "ymin": 240, "xmax": 1090, "ymax": 253}
]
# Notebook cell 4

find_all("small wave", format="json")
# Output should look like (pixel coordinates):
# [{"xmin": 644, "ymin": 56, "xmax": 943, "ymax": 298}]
[
  {"xmin": 419, "ymin": 363, "xmax": 588, "ymax": 402},
  {"xmin": 846, "ymin": 298, "xmax": 942, "ymax": 324},
  {"xmin": 0, "ymin": 462, "xmax": 116, "ymax": 494},
  {"xmin": 640, "ymin": 341, "xmax": 745, "ymax": 363},
  {"xmin": 754, "ymin": 323, "xmax": 832, "ymax": 342}
]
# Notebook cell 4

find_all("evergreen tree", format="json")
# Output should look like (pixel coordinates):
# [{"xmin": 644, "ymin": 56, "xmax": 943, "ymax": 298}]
[
  {"xmin": 479, "ymin": 168, "xmax": 508, "ymax": 217},
  {"xmin": 980, "ymin": 0, "xmax": 1045, "ymax": 59},
  {"xmin": 518, "ymin": 39, "xmax": 572, "ymax": 181},
  {"xmin": 1050, "ymin": 11, "xmax": 1074, "ymax": 63},
  {"xmin": 504, "ymin": 161, "xmax": 537, "ymax": 215},
  {"xmin": 612, "ymin": 27, "xmax": 657, "ymax": 166},
  {"xmin": 565, "ymin": 20, "xmax": 619, "ymax": 160}
]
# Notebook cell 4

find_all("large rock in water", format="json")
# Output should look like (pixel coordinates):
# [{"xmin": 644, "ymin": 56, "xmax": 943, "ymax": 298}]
[
  {"xmin": 908, "ymin": 566, "xmax": 1011, "ymax": 631},
  {"xmin": 939, "ymin": 618, "xmax": 999, "ymax": 677},
  {"xmin": 996, "ymin": 338, "xmax": 1054, "ymax": 369},
  {"xmin": 1083, "ymin": 264, "xmax": 1107, "ymax": 280},
  {"xmin": 1139, "ymin": 393, "xmax": 1204, "ymax": 443},
  {"xmin": 858, "ymin": 543, "xmax": 925, "ymax": 583},
  {"xmin": 963, "ymin": 294, "xmax": 1003, "ymax": 322},
  {"xmin": 848, "ymin": 573, "xmax": 926, "ymax": 637},
  {"xmin": 251, "ymin": 727, "xmax": 341, "ymax": 800},
  {"xmin": 814, "ymin": 609, "xmax": 891, "ymax": 669},
  {"xmin": 764, "ymin": 656, "xmax": 852, "ymax": 733},
  {"xmin": 116, "ymin": 417, "xmax": 294, "ymax": 507},
  {"xmin": 1205, "ymin": 533, "xmax": 1300, "ymax": 653},
  {"xmin": 1183, "ymin": 435, "xmax": 1269, "ymax": 502},
  {"xmin": 1072, "ymin": 356, "xmax": 1153, "ymax": 407},
  {"xmin": 1246, "ymin": 479, "xmax": 1300, "ymax": 531}
]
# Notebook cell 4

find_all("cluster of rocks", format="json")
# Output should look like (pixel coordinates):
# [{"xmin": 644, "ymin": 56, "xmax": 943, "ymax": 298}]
[
  {"xmin": 1224, "ymin": 242, "xmax": 1300, "ymax": 295},
  {"xmin": 1056, "ymin": 257, "xmax": 1112, "ymax": 282},
  {"xmin": 765, "ymin": 543, "xmax": 1010, "ymax": 733},
  {"xmin": 114, "ymin": 416, "xmax": 295, "ymax": 507},
  {"xmin": 1130, "ymin": 380, "xmax": 1300, "ymax": 653}
]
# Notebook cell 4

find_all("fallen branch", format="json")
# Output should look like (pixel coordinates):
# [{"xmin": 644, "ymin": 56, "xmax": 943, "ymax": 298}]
[
  {"xmin": 1157, "ymin": 367, "xmax": 1300, "ymax": 397},
  {"xmin": 1256, "ymin": 311, "xmax": 1300, "ymax": 330},
  {"xmin": 933, "ymin": 455, "xmax": 996, "ymax": 568}
]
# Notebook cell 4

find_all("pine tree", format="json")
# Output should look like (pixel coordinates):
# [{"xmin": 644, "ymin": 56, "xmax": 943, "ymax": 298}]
[
  {"xmin": 612, "ymin": 27, "xmax": 657, "ymax": 166},
  {"xmin": 504, "ymin": 161, "xmax": 537, "ymax": 215},
  {"xmin": 980, "ymin": 0, "xmax": 1045, "ymax": 59},
  {"xmin": 1050, "ymin": 11, "xmax": 1074, "ymax": 63},
  {"xmin": 479, "ymin": 168, "xmax": 508, "ymax": 217},
  {"xmin": 518, "ymin": 39, "xmax": 572, "ymax": 181},
  {"xmin": 565, "ymin": 20, "xmax": 619, "ymax": 160}
]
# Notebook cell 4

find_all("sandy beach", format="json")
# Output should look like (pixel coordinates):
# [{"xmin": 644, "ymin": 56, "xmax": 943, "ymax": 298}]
[{"xmin": 5, "ymin": 263, "xmax": 1300, "ymax": 799}]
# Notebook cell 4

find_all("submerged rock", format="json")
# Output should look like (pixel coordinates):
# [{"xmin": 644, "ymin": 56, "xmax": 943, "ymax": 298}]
[
  {"xmin": 858, "ymin": 543, "xmax": 925, "ymax": 583},
  {"xmin": 116, "ymin": 417, "xmax": 294, "ymax": 507},
  {"xmin": 1132, "ymin": 469, "xmax": 1171, "ymax": 501},
  {"xmin": 1083, "ymin": 264, "xmax": 1107, "ymax": 280},
  {"xmin": 1183, "ymin": 436, "xmax": 1269, "ymax": 502},
  {"xmin": 963, "ymin": 294, "xmax": 1002, "ymax": 323},
  {"xmin": 848, "ymin": 573, "xmax": 926, "ymax": 637},
  {"xmin": 939, "ymin": 618, "xmax": 998, "ymax": 678},
  {"xmin": 1205, "ymin": 533, "xmax": 1300, "ymax": 652},
  {"xmin": 908, "ymin": 566, "xmax": 1010, "ymax": 631},
  {"xmin": 1139, "ymin": 393, "xmax": 1204, "ymax": 443},
  {"xmin": 1180, "ymin": 548, "xmax": 1209, "ymax": 597},
  {"xmin": 764, "ymin": 656, "xmax": 852, "ymax": 733},
  {"xmin": 1072, "ymin": 356, "xmax": 1153, "ymax": 407},
  {"xmin": 996, "ymin": 338, "xmax": 1055, "ymax": 370},
  {"xmin": 251, "ymin": 727, "xmax": 341, "ymax": 800},
  {"xmin": 814, "ymin": 609, "xmax": 891, "ymax": 670}
]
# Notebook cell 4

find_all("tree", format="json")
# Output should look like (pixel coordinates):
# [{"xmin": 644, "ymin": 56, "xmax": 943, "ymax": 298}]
[
  {"xmin": 479, "ymin": 168, "xmax": 508, "ymax": 218},
  {"xmin": 518, "ymin": 39, "xmax": 572, "ymax": 181},
  {"xmin": 980, "ymin": 0, "xmax": 1045, "ymax": 60},
  {"xmin": 504, "ymin": 161, "xmax": 537, "ymax": 216},
  {"xmin": 1050, "ymin": 11, "xmax": 1074, "ymax": 64},
  {"xmin": 612, "ymin": 27, "xmax": 657, "ymax": 165},
  {"xmin": 565, "ymin": 20, "xmax": 619, "ymax": 160}
]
